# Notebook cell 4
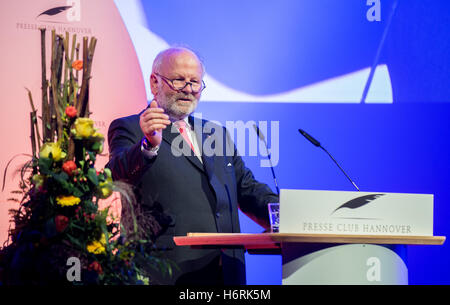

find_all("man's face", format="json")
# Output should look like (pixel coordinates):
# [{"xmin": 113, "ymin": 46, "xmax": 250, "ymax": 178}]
[{"xmin": 152, "ymin": 51, "xmax": 203, "ymax": 121}]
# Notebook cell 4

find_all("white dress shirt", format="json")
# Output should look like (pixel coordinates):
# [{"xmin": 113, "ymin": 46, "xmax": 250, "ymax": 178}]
[{"xmin": 142, "ymin": 117, "xmax": 202, "ymax": 163}]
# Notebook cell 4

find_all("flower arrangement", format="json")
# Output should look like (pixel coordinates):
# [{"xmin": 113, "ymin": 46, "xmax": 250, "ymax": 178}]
[{"xmin": 0, "ymin": 29, "xmax": 172, "ymax": 285}]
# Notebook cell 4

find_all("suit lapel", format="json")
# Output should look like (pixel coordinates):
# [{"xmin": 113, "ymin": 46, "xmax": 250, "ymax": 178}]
[{"xmin": 191, "ymin": 116, "xmax": 220, "ymax": 215}]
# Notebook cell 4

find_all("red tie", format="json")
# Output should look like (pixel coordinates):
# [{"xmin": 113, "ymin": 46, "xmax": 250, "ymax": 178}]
[{"xmin": 176, "ymin": 120, "xmax": 195, "ymax": 153}]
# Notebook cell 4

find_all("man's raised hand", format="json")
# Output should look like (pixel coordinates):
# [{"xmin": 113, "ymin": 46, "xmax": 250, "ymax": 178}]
[{"xmin": 139, "ymin": 100, "xmax": 171, "ymax": 147}]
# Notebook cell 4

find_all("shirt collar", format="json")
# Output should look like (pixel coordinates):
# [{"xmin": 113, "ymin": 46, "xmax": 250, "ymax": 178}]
[{"xmin": 173, "ymin": 117, "xmax": 192, "ymax": 130}]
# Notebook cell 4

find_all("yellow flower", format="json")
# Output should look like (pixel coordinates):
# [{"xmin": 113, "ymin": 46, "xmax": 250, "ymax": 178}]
[
  {"xmin": 39, "ymin": 142, "xmax": 65, "ymax": 161},
  {"xmin": 56, "ymin": 195, "xmax": 81, "ymax": 207},
  {"xmin": 91, "ymin": 132, "xmax": 105, "ymax": 153},
  {"xmin": 73, "ymin": 117, "xmax": 95, "ymax": 138},
  {"xmin": 100, "ymin": 233, "xmax": 107, "ymax": 245},
  {"xmin": 98, "ymin": 181, "xmax": 113, "ymax": 199},
  {"xmin": 32, "ymin": 174, "xmax": 45, "ymax": 188},
  {"xmin": 137, "ymin": 274, "xmax": 150, "ymax": 285},
  {"xmin": 87, "ymin": 233, "xmax": 107, "ymax": 255},
  {"xmin": 91, "ymin": 131, "xmax": 104, "ymax": 140},
  {"xmin": 87, "ymin": 240, "xmax": 106, "ymax": 255}
]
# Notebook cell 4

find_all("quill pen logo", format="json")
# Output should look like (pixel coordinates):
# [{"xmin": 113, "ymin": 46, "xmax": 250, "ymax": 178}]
[
  {"xmin": 36, "ymin": 0, "xmax": 81, "ymax": 22},
  {"xmin": 37, "ymin": 6, "xmax": 72, "ymax": 18},
  {"xmin": 332, "ymin": 194, "xmax": 384, "ymax": 215}
]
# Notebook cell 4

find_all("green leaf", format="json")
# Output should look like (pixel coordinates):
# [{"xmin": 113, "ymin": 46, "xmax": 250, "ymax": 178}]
[
  {"xmin": 56, "ymin": 171, "xmax": 69, "ymax": 181},
  {"xmin": 79, "ymin": 183, "xmax": 90, "ymax": 192},
  {"xmin": 66, "ymin": 233, "xmax": 85, "ymax": 250},
  {"xmin": 87, "ymin": 151, "xmax": 96, "ymax": 163},
  {"xmin": 52, "ymin": 171, "xmax": 70, "ymax": 190},
  {"xmin": 101, "ymin": 225, "xmax": 111, "ymax": 253},
  {"xmin": 70, "ymin": 222, "xmax": 85, "ymax": 232},
  {"xmin": 49, "ymin": 196, "xmax": 55, "ymax": 206},
  {"xmin": 97, "ymin": 173, "xmax": 105, "ymax": 182},
  {"xmin": 91, "ymin": 142, "xmax": 101, "ymax": 152},
  {"xmin": 87, "ymin": 168, "xmax": 98, "ymax": 185},
  {"xmin": 38, "ymin": 157, "xmax": 53, "ymax": 174},
  {"xmin": 72, "ymin": 186, "xmax": 84, "ymax": 197},
  {"xmin": 83, "ymin": 200, "xmax": 96, "ymax": 211}
]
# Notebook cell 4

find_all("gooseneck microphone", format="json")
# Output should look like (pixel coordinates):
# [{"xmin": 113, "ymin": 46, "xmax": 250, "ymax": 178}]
[
  {"xmin": 298, "ymin": 129, "xmax": 360, "ymax": 191},
  {"xmin": 253, "ymin": 124, "xmax": 280, "ymax": 195}
]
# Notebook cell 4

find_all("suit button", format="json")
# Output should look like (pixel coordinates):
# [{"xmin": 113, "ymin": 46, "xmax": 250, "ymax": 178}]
[{"xmin": 216, "ymin": 212, "xmax": 221, "ymax": 218}]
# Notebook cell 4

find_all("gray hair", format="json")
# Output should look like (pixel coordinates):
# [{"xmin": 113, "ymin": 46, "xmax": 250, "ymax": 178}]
[{"xmin": 152, "ymin": 46, "xmax": 205, "ymax": 76}]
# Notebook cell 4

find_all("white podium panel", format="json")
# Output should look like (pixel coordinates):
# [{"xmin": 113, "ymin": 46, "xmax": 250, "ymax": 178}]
[{"xmin": 282, "ymin": 243, "xmax": 408, "ymax": 285}]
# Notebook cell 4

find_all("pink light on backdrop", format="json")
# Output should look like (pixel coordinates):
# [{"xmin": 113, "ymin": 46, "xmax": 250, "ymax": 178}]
[{"xmin": 0, "ymin": 0, "xmax": 147, "ymax": 244}]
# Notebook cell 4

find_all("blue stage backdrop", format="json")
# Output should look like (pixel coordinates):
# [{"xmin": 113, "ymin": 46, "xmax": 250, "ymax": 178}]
[{"xmin": 115, "ymin": 0, "xmax": 450, "ymax": 284}]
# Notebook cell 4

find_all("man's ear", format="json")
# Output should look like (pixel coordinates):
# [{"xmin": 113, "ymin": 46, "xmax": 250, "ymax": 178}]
[{"xmin": 150, "ymin": 73, "xmax": 159, "ymax": 96}]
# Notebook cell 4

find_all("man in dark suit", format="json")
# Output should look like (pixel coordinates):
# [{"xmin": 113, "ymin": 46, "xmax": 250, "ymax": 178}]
[{"xmin": 106, "ymin": 47, "xmax": 278, "ymax": 285}]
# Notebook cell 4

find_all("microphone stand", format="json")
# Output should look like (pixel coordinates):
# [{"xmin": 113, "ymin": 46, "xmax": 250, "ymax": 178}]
[
  {"xmin": 319, "ymin": 145, "xmax": 360, "ymax": 191},
  {"xmin": 298, "ymin": 129, "xmax": 360, "ymax": 191},
  {"xmin": 254, "ymin": 124, "xmax": 280, "ymax": 195}
]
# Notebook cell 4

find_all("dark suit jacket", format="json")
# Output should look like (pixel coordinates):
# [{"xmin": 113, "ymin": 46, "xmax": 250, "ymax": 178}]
[{"xmin": 106, "ymin": 112, "xmax": 278, "ymax": 285}]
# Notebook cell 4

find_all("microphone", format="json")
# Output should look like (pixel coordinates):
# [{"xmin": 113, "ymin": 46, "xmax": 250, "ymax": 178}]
[
  {"xmin": 253, "ymin": 124, "xmax": 280, "ymax": 195},
  {"xmin": 298, "ymin": 128, "xmax": 320, "ymax": 147},
  {"xmin": 298, "ymin": 129, "xmax": 360, "ymax": 191}
]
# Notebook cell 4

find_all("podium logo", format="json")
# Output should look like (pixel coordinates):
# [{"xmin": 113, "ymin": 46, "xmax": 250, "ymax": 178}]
[
  {"xmin": 332, "ymin": 194, "xmax": 384, "ymax": 215},
  {"xmin": 366, "ymin": 257, "xmax": 381, "ymax": 282},
  {"xmin": 37, "ymin": 0, "xmax": 81, "ymax": 22}
]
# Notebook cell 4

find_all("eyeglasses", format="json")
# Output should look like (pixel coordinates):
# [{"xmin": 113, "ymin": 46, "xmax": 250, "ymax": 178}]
[{"xmin": 155, "ymin": 73, "xmax": 206, "ymax": 93}]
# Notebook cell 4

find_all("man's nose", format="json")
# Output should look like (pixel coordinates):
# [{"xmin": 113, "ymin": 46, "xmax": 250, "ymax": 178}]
[{"xmin": 181, "ymin": 82, "xmax": 194, "ymax": 94}]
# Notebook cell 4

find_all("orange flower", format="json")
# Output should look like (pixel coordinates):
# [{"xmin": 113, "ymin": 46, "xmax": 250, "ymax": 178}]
[
  {"xmin": 65, "ymin": 105, "xmax": 77, "ymax": 118},
  {"xmin": 62, "ymin": 160, "xmax": 77, "ymax": 176},
  {"xmin": 88, "ymin": 261, "xmax": 103, "ymax": 275},
  {"xmin": 72, "ymin": 60, "xmax": 83, "ymax": 71}
]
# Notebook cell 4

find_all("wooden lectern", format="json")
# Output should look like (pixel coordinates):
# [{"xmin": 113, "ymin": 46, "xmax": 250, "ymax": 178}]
[
  {"xmin": 175, "ymin": 190, "xmax": 445, "ymax": 284},
  {"xmin": 174, "ymin": 233, "xmax": 445, "ymax": 284}
]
